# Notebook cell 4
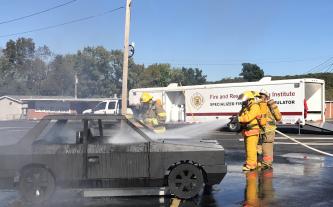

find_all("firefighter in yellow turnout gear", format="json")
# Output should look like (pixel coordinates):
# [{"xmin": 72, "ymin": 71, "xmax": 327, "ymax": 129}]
[
  {"xmin": 139, "ymin": 92, "xmax": 167, "ymax": 134},
  {"xmin": 237, "ymin": 91, "xmax": 262, "ymax": 171},
  {"xmin": 257, "ymin": 89, "xmax": 282, "ymax": 169}
]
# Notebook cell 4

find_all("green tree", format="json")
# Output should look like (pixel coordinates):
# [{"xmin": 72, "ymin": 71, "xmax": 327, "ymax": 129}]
[
  {"xmin": 240, "ymin": 63, "xmax": 264, "ymax": 81},
  {"xmin": 180, "ymin": 67, "xmax": 207, "ymax": 85},
  {"xmin": 128, "ymin": 62, "xmax": 145, "ymax": 90},
  {"xmin": 41, "ymin": 55, "xmax": 75, "ymax": 96},
  {"xmin": 140, "ymin": 64, "xmax": 173, "ymax": 87},
  {"xmin": 1, "ymin": 38, "xmax": 41, "ymax": 95},
  {"xmin": 73, "ymin": 47, "xmax": 123, "ymax": 98}
]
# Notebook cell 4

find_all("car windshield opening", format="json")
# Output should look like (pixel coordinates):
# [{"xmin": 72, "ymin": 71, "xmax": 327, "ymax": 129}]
[
  {"xmin": 94, "ymin": 102, "xmax": 106, "ymax": 111},
  {"xmin": 35, "ymin": 119, "xmax": 82, "ymax": 144},
  {"xmin": 88, "ymin": 119, "xmax": 147, "ymax": 144}
]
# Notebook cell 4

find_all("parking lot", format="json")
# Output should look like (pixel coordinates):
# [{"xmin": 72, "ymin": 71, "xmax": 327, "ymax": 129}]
[{"xmin": 0, "ymin": 120, "xmax": 333, "ymax": 207}]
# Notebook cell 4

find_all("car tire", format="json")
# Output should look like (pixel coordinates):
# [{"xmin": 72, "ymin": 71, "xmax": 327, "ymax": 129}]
[
  {"xmin": 228, "ymin": 122, "xmax": 240, "ymax": 132},
  {"xmin": 168, "ymin": 163, "xmax": 204, "ymax": 199},
  {"xmin": 18, "ymin": 166, "xmax": 55, "ymax": 204}
]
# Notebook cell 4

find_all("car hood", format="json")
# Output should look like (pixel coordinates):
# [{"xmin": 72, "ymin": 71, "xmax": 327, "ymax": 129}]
[{"xmin": 156, "ymin": 139, "xmax": 224, "ymax": 150}]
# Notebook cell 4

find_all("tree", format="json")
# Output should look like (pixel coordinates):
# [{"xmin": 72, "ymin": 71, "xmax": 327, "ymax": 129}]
[
  {"xmin": 0, "ymin": 37, "xmax": 210, "ymax": 97},
  {"xmin": 239, "ymin": 63, "xmax": 264, "ymax": 81},
  {"xmin": 128, "ymin": 62, "xmax": 145, "ymax": 90},
  {"xmin": 72, "ymin": 47, "xmax": 130, "ymax": 98},
  {"xmin": 1, "ymin": 38, "xmax": 41, "ymax": 95},
  {"xmin": 140, "ymin": 64, "xmax": 173, "ymax": 87},
  {"xmin": 41, "ymin": 55, "xmax": 75, "ymax": 96},
  {"xmin": 180, "ymin": 67, "xmax": 207, "ymax": 85},
  {"xmin": 36, "ymin": 45, "xmax": 53, "ymax": 63}
]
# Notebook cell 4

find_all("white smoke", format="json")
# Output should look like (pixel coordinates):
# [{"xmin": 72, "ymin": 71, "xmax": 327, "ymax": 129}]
[{"xmin": 149, "ymin": 118, "xmax": 230, "ymax": 140}]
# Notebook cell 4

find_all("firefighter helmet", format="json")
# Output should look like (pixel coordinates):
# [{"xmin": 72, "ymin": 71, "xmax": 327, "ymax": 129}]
[
  {"xmin": 140, "ymin": 92, "xmax": 153, "ymax": 103},
  {"xmin": 238, "ymin": 91, "xmax": 255, "ymax": 102},
  {"xmin": 251, "ymin": 91, "xmax": 261, "ymax": 97},
  {"xmin": 259, "ymin": 89, "xmax": 269, "ymax": 97}
]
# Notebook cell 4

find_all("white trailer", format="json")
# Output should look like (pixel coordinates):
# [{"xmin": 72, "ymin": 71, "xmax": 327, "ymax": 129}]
[{"xmin": 129, "ymin": 78, "xmax": 327, "ymax": 129}]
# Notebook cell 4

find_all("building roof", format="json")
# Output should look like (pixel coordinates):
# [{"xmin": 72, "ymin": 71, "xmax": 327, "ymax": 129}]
[
  {"xmin": 0, "ymin": 95, "xmax": 116, "ymax": 102},
  {"xmin": 0, "ymin": 96, "xmax": 23, "ymax": 104}
]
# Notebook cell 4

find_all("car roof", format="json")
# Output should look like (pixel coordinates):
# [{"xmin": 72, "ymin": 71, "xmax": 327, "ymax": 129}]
[
  {"xmin": 42, "ymin": 114, "xmax": 125, "ymax": 121},
  {"xmin": 42, "ymin": 114, "xmax": 154, "ymax": 142}
]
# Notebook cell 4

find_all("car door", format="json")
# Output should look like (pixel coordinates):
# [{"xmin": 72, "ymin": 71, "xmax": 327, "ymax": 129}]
[
  {"xmin": 93, "ymin": 102, "xmax": 107, "ymax": 114},
  {"xmin": 86, "ymin": 119, "xmax": 150, "ymax": 179},
  {"xmin": 32, "ymin": 119, "xmax": 85, "ymax": 182},
  {"xmin": 105, "ymin": 101, "xmax": 117, "ymax": 114}
]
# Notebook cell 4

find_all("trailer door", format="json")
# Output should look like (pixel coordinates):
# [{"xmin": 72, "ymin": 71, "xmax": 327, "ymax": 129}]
[
  {"xmin": 305, "ymin": 82, "xmax": 325, "ymax": 122},
  {"xmin": 165, "ymin": 91, "xmax": 185, "ymax": 122}
]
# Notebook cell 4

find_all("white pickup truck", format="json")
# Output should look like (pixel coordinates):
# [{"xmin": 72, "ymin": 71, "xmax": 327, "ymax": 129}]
[{"xmin": 83, "ymin": 99, "xmax": 121, "ymax": 115}]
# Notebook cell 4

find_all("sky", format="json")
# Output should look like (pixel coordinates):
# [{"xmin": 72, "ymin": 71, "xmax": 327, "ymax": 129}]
[{"xmin": 0, "ymin": 0, "xmax": 333, "ymax": 81}]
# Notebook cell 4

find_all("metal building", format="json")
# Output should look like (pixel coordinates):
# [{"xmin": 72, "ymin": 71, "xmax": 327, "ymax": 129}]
[{"xmin": 0, "ymin": 95, "xmax": 107, "ymax": 120}]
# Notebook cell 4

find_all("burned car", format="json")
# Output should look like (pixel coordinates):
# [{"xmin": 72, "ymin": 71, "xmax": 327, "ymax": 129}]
[{"xmin": 0, "ymin": 115, "xmax": 226, "ymax": 203}]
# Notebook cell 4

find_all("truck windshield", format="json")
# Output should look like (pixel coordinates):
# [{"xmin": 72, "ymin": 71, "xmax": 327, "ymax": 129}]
[{"xmin": 94, "ymin": 102, "xmax": 106, "ymax": 111}]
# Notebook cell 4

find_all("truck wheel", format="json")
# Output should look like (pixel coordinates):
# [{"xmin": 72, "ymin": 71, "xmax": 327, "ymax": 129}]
[
  {"xmin": 228, "ymin": 122, "xmax": 240, "ymax": 132},
  {"xmin": 168, "ymin": 163, "xmax": 204, "ymax": 199},
  {"xmin": 18, "ymin": 166, "xmax": 55, "ymax": 204}
]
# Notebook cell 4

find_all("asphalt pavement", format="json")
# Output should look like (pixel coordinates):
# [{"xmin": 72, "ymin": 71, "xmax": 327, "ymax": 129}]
[{"xmin": 0, "ymin": 120, "xmax": 333, "ymax": 207}]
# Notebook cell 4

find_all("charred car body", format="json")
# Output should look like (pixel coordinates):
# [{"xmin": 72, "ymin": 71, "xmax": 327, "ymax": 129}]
[{"xmin": 0, "ymin": 115, "xmax": 227, "ymax": 203}]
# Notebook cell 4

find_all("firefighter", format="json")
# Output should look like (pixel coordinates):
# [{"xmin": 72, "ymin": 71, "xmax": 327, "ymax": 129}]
[
  {"xmin": 252, "ymin": 91, "xmax": 267, "ymax": 167},
  {"xmin": 230, "ymin": 91, "xmax": 261, "ymax": 171},
  {"xmin": 139, "ymin": 92, "xmax": 167, "ymax": 133},
  {"xmin": 259, "ymin": 89, "xmax": 282, "ymax": 169}
]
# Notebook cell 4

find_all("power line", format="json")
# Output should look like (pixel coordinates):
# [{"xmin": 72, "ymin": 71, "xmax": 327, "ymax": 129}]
[
  {"xmin": 324, "ymin": 63, "xmax": 333, "ymax": 73},
  {"xmin": 137, "ymin": 57, "xmax": 332, "ymax": 67},
  {"xmin": 0, "ymin": 7, "xmax": 124, "ymax": 38},
  {"xmin": 305, "ymin": 57, "xmax": 333, "ymax": 74},
  {"xmin": 0, "ymin": 0, "xmax": 78, "ymax": 25}
]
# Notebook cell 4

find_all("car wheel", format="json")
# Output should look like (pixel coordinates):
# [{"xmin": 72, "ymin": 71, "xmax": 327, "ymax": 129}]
[
  {"xmin": 168, "ymin": 163, "xmax": 204, "ymax": 199},
  {"xmin": 18, "ymin": 166, "xmax": 55, "ymax": 204},
  {"xmin": 228, "ymin": 122, "xmax": 240, "ymax": 132}
]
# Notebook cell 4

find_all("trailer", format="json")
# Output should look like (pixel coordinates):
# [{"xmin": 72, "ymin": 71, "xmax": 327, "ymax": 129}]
[{"xmin": 129, "ymin": 77, "xmax": 333, "ymax": 131}]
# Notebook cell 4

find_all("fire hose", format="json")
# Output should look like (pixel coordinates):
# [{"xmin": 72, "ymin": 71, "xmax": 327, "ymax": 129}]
[{"xmin": 275, "ymin": 129, "xmax": 333, "ymax": 157}]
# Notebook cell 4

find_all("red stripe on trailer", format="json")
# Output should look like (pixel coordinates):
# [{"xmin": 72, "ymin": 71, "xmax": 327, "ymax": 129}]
[
  {"xmin": 186, "ymin": 112, "xmax": 238, "ymax": 116},
  {"xmin": 186, "ymin": 112, "xmax": 303, "ymax": 116},
  {"xmin": 281, "ymin": 112, "xmax": 303, "ymax": 115}
]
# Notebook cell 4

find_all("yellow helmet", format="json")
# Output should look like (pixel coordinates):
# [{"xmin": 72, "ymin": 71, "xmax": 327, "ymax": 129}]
[
  {"xmin": 251, "ymin": 91, "xmax": 261, "ymax": 97},
  {"xmin": 238, "ymin": 91, "xmax": 255, "ymax": 102},
  {"xmin": 140, "ymin": 92, "xmax": 153, "ymax": 103}
]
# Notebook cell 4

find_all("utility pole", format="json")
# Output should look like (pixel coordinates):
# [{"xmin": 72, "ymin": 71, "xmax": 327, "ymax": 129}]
[{"xmin": 121, "ymin": 0, "xmax": 131, "ymax": 115}]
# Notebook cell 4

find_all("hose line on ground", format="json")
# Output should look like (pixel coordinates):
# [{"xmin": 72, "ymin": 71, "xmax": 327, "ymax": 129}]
[{"xmin": 275, "ymin": 130, "xmax": 333, "ymax": 157}]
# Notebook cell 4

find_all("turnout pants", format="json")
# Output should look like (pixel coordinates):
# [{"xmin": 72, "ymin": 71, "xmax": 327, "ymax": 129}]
[
  {"xmin": 244, "ymin": 134, "xmax": 259, "ymax": 169},
  {"xmin": 262, "ymin": 131, "xmax": 275, "ymax": 165}
]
